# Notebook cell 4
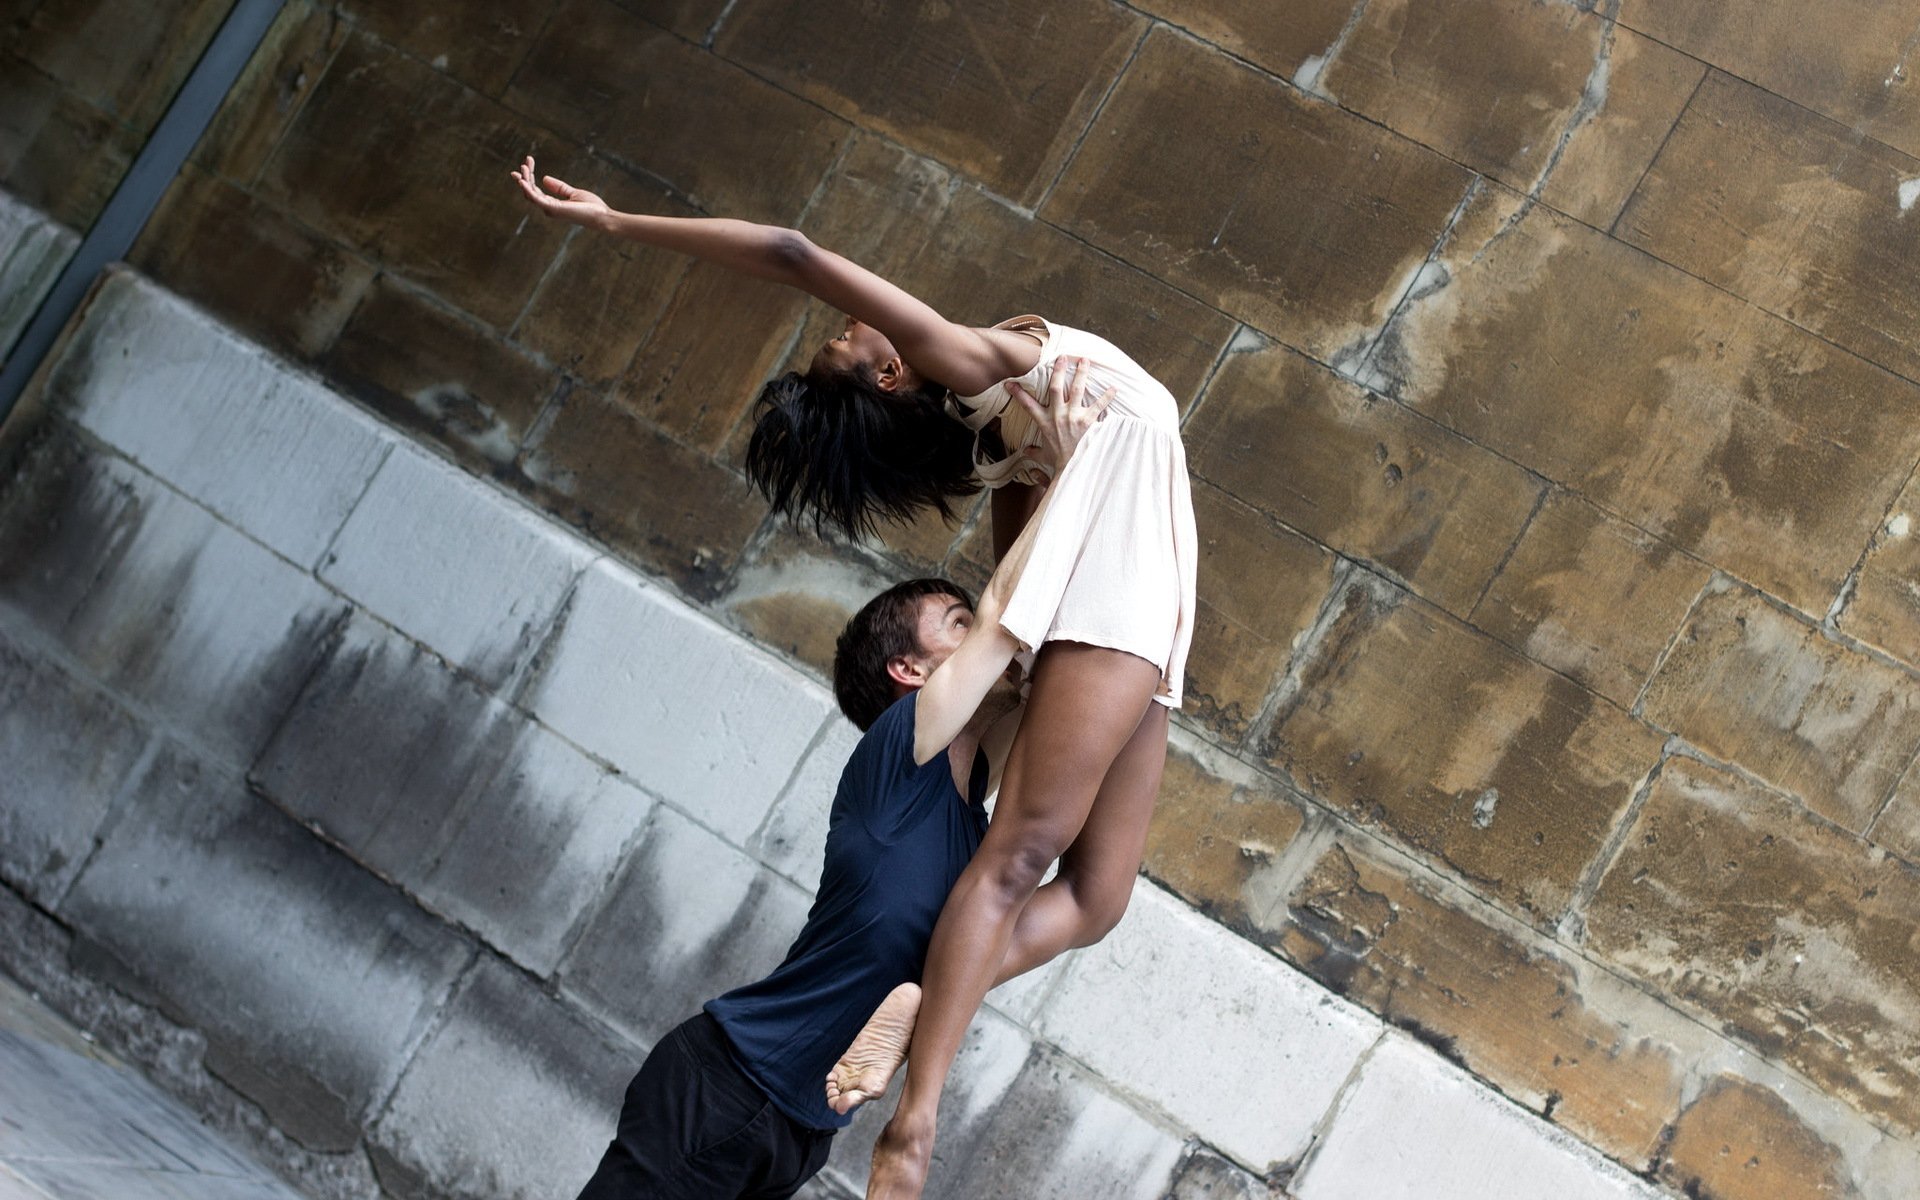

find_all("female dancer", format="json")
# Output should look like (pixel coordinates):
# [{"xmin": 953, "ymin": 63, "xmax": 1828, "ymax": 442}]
[{"xmin": 512, "ymin": 158, "xmax": 1195, "ymax": 1198}]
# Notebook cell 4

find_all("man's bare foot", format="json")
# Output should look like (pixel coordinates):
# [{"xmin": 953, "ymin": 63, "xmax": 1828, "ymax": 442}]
[
  {"xmin": 867, "ymin": 1114, "xmax": 934, "ymax": 1200},
  {"xmin": 826, "ymin": 983, "xmax": 921, "ymax": 1114}
]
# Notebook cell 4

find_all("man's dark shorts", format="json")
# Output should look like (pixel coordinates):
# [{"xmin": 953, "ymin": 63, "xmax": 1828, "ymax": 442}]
[{"xmin": 576, "ymin": 1013, "xmax": 834, "ymax": 1200}]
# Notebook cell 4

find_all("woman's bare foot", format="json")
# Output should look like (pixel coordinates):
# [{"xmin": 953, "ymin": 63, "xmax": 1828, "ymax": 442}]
[
  {"xmin": 867, "ymin": 1114, "xmax": 935, "ymax": 1200},
  {"xmin": 826, "ymin": 982, "xmax": 922, "ymax": 1115}
]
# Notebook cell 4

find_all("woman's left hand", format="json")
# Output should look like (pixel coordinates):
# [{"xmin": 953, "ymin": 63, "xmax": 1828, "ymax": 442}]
[{"xmin": 1007, "ymin": 356, "xmax": 1110, "ymax": 478}]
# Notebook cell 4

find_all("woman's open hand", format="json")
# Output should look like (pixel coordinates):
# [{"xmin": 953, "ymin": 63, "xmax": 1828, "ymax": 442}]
[
  {"xmin": 1007, "ymin": 356, "xmax": 1111, "ymax": 478},
  {"xmin": 510, "ymin": 156, "xmax": 610, "ymax": 228}
]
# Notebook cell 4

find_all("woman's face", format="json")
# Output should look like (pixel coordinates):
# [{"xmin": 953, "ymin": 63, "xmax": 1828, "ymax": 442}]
[{"xmin": 812, "ymin": 317, "xmax": 904, "ymax": 384}]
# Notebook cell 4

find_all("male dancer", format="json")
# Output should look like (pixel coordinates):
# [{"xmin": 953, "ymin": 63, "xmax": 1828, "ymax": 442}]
[{"xmin": 576, "ymin": 576, "xmax": 1021, "ymax": 1199}]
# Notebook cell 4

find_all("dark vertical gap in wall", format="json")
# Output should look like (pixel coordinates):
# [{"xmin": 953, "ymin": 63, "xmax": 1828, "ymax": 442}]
[{"xmin": 0, "ymin": 0, "xmax": 287, "ymax": 424}]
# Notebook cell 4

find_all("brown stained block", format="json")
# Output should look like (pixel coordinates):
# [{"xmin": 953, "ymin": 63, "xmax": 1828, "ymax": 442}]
[
  {"xmin": 515, "ymin": 172, "xmax": 694, "ymax": 385},
  {"xmin": 1383, "ymin": 199, "xmax": 1920, "ymax": 616},
  {"xmin": 258, "ymin": 33, "xmax": 579, "ymax": 329},
  {"xmin": 611, "ymin": 0, "xmax": 730, "ymax": 42},
  {"xmin": 0, "ymin": 58, "xmax": 139, "ymax": 228},
  {"xmin": 190, "ymin": 0, "xmax": 346, "ymax": 186},
  {"xmin": 1186, "ymin": 484, "xmax": 1337, "ymax": 741},
  {"xmin": 620, "ymin": 261, "xmax": 812, "ymax": 455},
  {"xmin": 901, "ymin": 188, "xmax": 1237, "ymax": 413},
  {"xmin": 1, "ymin": 0, "xmax": 40, "ymax": 35},
  {"xmin": 1276, "ymin": 843, "xmax": 1681, "ymax": 1166},
  {"xmin": 865, "ymin": 497, "xmax": 979, "ymax": 578},
  {"xmin": 1046, "ymin": 28, "xmax": 1472, "ymax": 363},
  {"xmin": 641, "ymin": 138, "xmax": 948, "ymax": 460},
  {"xmin": 1471, "ymin": 491, "xmax": 1712, "ymax": 709},
  {"xmin": 721, "ymin": 526, "xmax": 902, "ymax": 676},
  {"xmin": 506, "ymin": 0, "xmax": 847, "ymax": 225},
  {"xmin": 1659, "ymin": 1076, "xmax": 1850, "ymax": 1200},
  {"xmin": 1128, "ymin": 0, "xmax": 1352, "ymax": 80},
  {"xmin": 1841, "ymin": 474, "xmax": 1920, "ymax": 670},
  {"xmin": 1262, "ymin": 577, "xmax": 1664, "ymax": 925},
  {"xmin": 780, "ymin": 135, "xmax": 962, "ymax": 394},
  {"xmin": 1640, "ymin": 587, "xmax": 1920, "ymax": 833},
  {"xmin": 1873, "ymin": 762, "xmax": 1920, "ymax": 863},
  {"xmin": 1537, "ymin": 27, "xmax": 1705, "ymax": 230},
  {"xmin": 337, "ymin": 0, "xmax": 560, "ymax": 96},
  {"xmin": 1586, "ymin": 756, "xmax": 1920, "ymax": 1134},
  {"xmin": 1142, "ymin": 748, "xmax": 1305, "ymax": 939},
  {"xmin": 1621, "ymin": 73, "xmax": 1920, "ymax": 387},
  {"xmin": 1323, "ymin": 0, "xmax": 1606, "ymax": 192},
  {"xmin": 518, "ymin": 390, "xmax": 765, "ymax": 598},
  {"xmin": 129, "ymin": 167, "xmax": 374, "ymax": 360},
  {"xmin": 14, "ymin": 0, "xmax": 227, "ymax": 133},
  {"xmin": 945, "ymin": 514, "xmax": 999, "ymax": 601},
  {"xmin": 1187, "ymin": 340, "xmax": 1541, "ymax": 616},
  {"xmin": 324, "ymin": 278, "xmax": 556, "ymax": 471},
  {"xmin": 716, "ymin": 0, "xmax": 1145, "ymax": 206},
  {"xmin": 1618, "ymin": 0, "xmax": 1920, "ymax": 161}
]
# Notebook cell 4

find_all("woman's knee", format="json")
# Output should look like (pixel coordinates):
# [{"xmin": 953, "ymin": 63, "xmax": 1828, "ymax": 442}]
[
  {"xmin": 979, "ymin": 830, "xmax": 1071, "ymax": 900},
  {"xmin": 1063, "ymin": 873, "xmax": 1135, "ymax": 947}
]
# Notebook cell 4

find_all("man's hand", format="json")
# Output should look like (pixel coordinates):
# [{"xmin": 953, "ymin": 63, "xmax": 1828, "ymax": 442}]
[
  {"xmin": 1007, "ymin": 356, "xmax": 1112, "ymax": 477},
  {"xmin": 510, "ymin": 156, "xmax": 611, "ymax": 229}
]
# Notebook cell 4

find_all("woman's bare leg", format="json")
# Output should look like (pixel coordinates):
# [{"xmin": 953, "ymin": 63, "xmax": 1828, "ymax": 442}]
[
  {"xmin": 825, "ymin": 703, "xmax": 1169, "ymax": 1115},
  {"xmin": 866, "ymin": 643, "xmax": 1162, "ymax": 1199},
  {"xmin": 991, "ymin": 701, "xmax": 1169, "ymax": 984}
]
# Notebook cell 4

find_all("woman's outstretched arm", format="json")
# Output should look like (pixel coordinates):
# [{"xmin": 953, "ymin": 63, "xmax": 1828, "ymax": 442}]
[{"xmin": 510, "ymin": 157, "xmax": 1022, "ymax": 394}]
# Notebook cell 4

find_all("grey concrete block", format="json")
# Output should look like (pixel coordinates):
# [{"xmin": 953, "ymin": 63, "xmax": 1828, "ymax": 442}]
[
  {"xmin": 559, "ymin": 806, "xmax": 812, "ymax": 1045},
  {"xmin": 822, "ymin": 1008, "xmax": 1036, "ymax": 1196},
  {"xmin": 0, "ymin": 631, "xmax": 149, "ymax": 903},
  {"xmin": 254, "ymin": 612, "xmax": 519, "ymax": 868},
  {"xmin": 0, "ymin": 435, "xmax": 132, "ymax": 633},
  {"xmin": 525, "ymin": 558, "xmax": 834, "ymax": 844},
  {"xmin": 0, "ymin": 190, "xmax": 78, "ymax": 363},
  {"xmin": 255, "ymin": 613, "xmax": 652, "ymax": 975},
  {"xmin": 749, "ymin": 715, "xmax": 862, "ymax": 891},
  {"xmin": 792, "ymin": 1173, "xmax": 860, "ymax": 1199},
  {"xmin": 936, "ymin": 1046, "xmax": 1186, "ymax": 1200},
  {"xmin": 1038, "ymin": 884, "xmax": 1380, "ymax": 1173},
  {"xmin": 369, "ymin": 957, "xmax": 637, "ymax": 1200},
  {"xmin": 822, "ymin": 1009, "xmax": 1185, "ymax": 1200},
  {"xmin": 425, "ymin": 732, "xmax": 653, "ymax": 977},
  {"xmin": 58, "ymin": 741, "xmax": 472, "ymax": 1152},
  {"xmin": 320, "ymin": 443, "xmax": 592, "ymax": 689},
  {"xmin": 51, "ymin": 269, "xmax": 394, "ymax": 568},
  {"xmin": 1169, "ymin": 1149, "xmax": 1290, "ymax": 1199},
  {"xmin": 1292, "ymin": 1034, "xmax": 1661, "ymax": 1200},
  {"xmin": 0, "ymin": 439, "xmax": 346, "ymax": 764}
]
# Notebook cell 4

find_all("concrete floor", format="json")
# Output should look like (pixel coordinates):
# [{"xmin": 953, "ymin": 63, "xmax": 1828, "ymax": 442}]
[{"xmin": 0, "ymin": 972, "xmax": 304, "ymax": 1199}]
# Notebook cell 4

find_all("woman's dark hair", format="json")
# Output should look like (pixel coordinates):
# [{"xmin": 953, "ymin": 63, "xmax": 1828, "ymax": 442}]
[
  {"xmin": 833, "ymin": 577, "xmax": 973, "ymax": 730},
  {"xmin": 745, "ymin": 365, "xmax": 979, "ymax": 541}
]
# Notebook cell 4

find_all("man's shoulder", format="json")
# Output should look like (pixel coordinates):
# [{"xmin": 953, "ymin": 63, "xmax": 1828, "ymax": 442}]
[{"xmin": 855, "ymin": 693, "xmax": 919, "ymax": 755}]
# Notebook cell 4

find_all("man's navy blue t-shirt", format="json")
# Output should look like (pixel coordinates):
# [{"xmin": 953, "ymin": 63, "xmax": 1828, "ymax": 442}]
[{"xmin": 705, "ymin": 693, "xmax": 988, "ymax": 1130}]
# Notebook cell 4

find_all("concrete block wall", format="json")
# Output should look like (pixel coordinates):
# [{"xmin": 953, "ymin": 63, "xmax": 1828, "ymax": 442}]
[
  {"xmin": 0, "ymin": 265, "xmax": 1704, "ymax": 1199},
  {"xmin": 6, "ymin": 1, "xmax": 1920, "ymax": 1197}
]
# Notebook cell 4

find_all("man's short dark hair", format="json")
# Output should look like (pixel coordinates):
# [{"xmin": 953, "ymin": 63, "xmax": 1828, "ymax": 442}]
[{"xmin": 833, "ymin": 577, "xmax": 973, "ymax": 730}]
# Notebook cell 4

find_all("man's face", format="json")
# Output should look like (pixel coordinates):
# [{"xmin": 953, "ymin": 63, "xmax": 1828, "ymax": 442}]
[{"xmin": 910, "ymin": 593, "xmax": 974, "ymax": 674}]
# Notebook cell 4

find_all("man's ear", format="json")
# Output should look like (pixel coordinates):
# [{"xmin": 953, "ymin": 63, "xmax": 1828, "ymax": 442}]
[{"xmin": 887, "ymin": 653, "xmax": 930, "ymax": 689}]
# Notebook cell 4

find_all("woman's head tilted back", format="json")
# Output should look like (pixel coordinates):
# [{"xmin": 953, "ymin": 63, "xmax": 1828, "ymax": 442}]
[{"xmin": 745, "ymin": 319, "xmax": 978, "ymax": 541}]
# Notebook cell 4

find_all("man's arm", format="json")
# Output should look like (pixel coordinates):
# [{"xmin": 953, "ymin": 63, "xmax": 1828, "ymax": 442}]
[{"xmin": 911, "ymin": 607, "xmax": 1020, "ymax": 766}]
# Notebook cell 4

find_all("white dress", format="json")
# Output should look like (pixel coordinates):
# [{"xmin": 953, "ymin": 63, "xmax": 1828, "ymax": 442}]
[{"xmin": 947, "ymin": 317, "xmax": 1197, "ymax": 709}]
